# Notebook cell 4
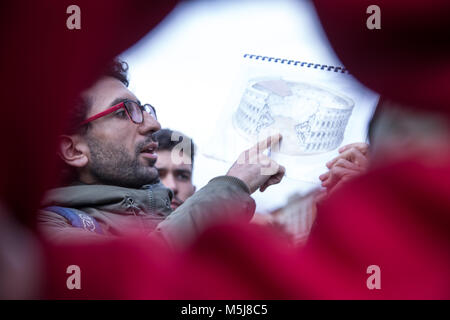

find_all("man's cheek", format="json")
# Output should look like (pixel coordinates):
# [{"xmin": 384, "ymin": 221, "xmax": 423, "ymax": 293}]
[{"xmin": 187, "ymin": 184, "xmax": 196, "ymax": 197}]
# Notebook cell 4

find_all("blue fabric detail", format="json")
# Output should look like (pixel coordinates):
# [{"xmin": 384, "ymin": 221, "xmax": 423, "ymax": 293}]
[{"xmin": 45, "ymin": 206, "xmax": 104, "ymax": 235}]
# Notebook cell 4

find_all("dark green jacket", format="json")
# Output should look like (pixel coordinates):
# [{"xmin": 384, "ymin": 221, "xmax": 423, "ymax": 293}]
[{"xmin": 38, "ymin": 176, "xmax": 255, "ymax": 249}]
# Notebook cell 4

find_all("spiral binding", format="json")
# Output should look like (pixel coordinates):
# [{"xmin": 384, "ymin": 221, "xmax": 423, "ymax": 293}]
[{"xmin": 243, "ymin": 53, "xmax": 350, "ymax": 74}]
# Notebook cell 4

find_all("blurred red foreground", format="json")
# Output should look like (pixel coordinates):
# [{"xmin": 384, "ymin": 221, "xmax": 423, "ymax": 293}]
[{"xmin": 0, "ymin": 0, "xmax": 449, "ymax": 299}]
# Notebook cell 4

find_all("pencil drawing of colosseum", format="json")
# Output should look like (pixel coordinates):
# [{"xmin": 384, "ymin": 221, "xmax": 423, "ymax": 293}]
[{"xmin": 232, "ymin": 78, "xmax": 354, "ymax": 155}]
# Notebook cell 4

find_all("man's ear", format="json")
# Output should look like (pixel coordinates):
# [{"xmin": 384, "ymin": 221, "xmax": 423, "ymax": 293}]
[{"xmin": 58, "ymin": 135, "xmax": 89, "ymax": 168}]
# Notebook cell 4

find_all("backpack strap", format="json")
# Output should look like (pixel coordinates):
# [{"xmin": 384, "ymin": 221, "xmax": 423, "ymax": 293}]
[{"xmin": 44, "ymin": 206, "xmax": 104, "ymax": 235}]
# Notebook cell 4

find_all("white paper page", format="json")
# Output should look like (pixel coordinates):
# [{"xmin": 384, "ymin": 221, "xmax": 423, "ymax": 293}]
[{"xmin": 203, "ymin": 54, "xmax": 379, "ymax": 183}]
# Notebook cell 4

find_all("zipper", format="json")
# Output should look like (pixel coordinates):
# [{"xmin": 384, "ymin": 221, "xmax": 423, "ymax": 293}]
[{"xmin": 124, "ymin": 196, "xmax": 146, "ymax": 233}]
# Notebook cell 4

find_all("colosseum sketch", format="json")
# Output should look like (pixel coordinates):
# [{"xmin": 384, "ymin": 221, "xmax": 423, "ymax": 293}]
[{"xmin": 232, "ymin": 78, "xmax": 354, "ymax": 155}]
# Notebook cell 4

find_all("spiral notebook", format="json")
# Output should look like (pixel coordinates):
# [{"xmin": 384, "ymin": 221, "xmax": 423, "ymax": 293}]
[{"xmin": 203, "ymin": 53, "xmax": 379, "ymax": 183}]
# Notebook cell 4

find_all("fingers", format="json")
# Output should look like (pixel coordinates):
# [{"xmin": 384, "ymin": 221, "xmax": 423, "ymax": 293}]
[
  {"xmin": 260, "ymin": 165, "xmax": 285, "ymax": 192},
  {"xmin": 327, "ymin": 149, "xmax": 356, "ymax": 168},
  {"xmin": 228, "ymin": 141, "xmax": 285, "ymax": 194},
  {"xmin": 321, "ymin": 154, "xmax": 367, "ymax": 192},
  {"xmin": 326, "ymin": 146, "xmax": 370, "ymax": 169},
  {"xmin": 249, "ymin": 133, "xmax": 282, "ymax": 155},
  {"xmin": 326, "ymin": 155, "xmax": 339, "ymax": 169},
  {"xmin": 319, "ymin": 171, "xmax": 330, "ymax": 181},
  {"xmin": 321, "ymin": 166, "xmax": 359, "ymax": 189},
  {"xmin": 260, "ymin": 166, "xmax": 285, "ymax": 192},
  {"xmin": 338, "ymin": 142, "xmax": 369, "ymax": 154},
  {"xmin": 351, "ymin": 147, "xmax": 369, "ymax": 168},
  {"xmin": 238, "ymin": 134, "xmax": 282, "ymax": 166},
  {"xmin": 320, "ymin": 143, "xmax": 370, "ymax": 194},
  {"xmin": 333, "ymin": 158, "xmax": 360, "ymax": 171}
]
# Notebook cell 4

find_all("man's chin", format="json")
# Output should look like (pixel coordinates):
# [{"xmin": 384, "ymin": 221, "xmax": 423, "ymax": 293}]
[
  {"xmin": 134, "ymin": 166, "xmax": 159, "ymax": 186},
  {"xmin": 170, "ymin": 203, "xmax": 181, "ymax": 210},
  {"xmin": 139, "ymin": 155, "xmax": 158, "ymax": 167}
]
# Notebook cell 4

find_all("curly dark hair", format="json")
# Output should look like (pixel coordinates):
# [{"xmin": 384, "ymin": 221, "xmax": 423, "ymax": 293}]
[{"xmin": 64, "ymin": 59, "xmax": 129, "ymax": 135}]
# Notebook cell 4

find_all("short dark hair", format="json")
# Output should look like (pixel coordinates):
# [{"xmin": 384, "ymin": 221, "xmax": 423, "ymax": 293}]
[
  {"xmin": 65, "ymin": 59, "xmax": 129, "ymax": 135},
  {"xmin": 154, "ymin": 129, "xmax": 195, "ymax": 166}
]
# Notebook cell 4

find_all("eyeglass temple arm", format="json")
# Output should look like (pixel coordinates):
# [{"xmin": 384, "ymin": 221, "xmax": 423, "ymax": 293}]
[{"xmin": 79, "ymin": 102, "xmax": 125, "ymax": 126}]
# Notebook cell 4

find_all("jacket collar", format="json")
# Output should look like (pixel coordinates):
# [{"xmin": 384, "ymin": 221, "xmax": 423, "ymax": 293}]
[{"xmin": 41, "ymin": 182, "xmax": 173, "ymax": 217}]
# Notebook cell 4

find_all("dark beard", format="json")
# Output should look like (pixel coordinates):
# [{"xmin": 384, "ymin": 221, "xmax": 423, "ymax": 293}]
[{"xmin": 87, "ymin": 137, "xmax": 159, "ymax": 189}]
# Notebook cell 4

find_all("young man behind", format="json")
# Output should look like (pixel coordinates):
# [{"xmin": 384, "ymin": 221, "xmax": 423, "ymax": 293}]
[{"xmin": 153, "ymin": 129, "xmax": 196, "ymax": 211}]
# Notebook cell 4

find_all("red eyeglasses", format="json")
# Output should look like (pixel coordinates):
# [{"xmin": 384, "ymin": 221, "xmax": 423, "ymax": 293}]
[{"xmin": 80, "ymin": 100, "xmax": 157, "ymax": 126}]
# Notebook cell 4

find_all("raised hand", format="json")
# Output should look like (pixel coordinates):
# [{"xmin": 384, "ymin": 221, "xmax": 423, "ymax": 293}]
[
  {"xmin": 319, "ymin": 142, "xmax": 370, "ymax": 192},
  {"xmin": 227, "ymin": 134, "xmax": 286, "ymax": 194}
]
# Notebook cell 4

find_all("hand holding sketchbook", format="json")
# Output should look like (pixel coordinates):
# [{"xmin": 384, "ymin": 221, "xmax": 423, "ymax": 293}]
[{"xmin": 204, "ymin": 54, "xmax": 379, "ymax": 183}]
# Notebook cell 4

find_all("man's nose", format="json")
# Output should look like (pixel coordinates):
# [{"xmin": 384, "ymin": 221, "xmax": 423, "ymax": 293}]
[
  {"xmin": 162, "ymin": 175, "xmax": 177, "ymax": 195},
  {"xmin": 139, "ymin": 110, "xmax": 161, "ymax": 136}
]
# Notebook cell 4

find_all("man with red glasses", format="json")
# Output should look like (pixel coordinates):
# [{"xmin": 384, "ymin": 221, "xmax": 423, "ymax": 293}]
[{"xmin": 38, "ymin": 60, "xmax": 285, "ymax": 248}]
